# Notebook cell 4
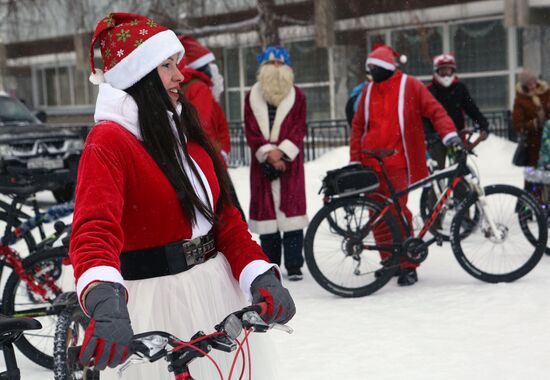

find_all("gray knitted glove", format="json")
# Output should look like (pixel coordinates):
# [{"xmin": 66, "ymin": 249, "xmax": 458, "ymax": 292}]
[
  {"xmin": 79, "ymin": 283, "xmax": 134, "ymax": 370},
  {"xmin": 251, "ymin": 268, "xmax": 296, "ymax": 324}
]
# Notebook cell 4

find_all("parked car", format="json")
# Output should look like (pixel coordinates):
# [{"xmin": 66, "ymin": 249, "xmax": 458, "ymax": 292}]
[{"xmin": 0, "ymin": 93, "xmax": 84, "ymax": 202}]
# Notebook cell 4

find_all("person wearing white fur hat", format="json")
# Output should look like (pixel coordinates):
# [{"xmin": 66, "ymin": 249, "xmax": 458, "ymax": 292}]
[
  {"xmin": 70, "ymin": 12, "xmax": 292, "ymax": 379},
  {"xmin": 350, "ymin": 44, "xmax": 459, "ymax": 286}
]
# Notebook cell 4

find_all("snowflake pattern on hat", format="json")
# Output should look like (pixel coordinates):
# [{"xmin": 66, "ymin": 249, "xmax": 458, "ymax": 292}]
[
  {"xmin": 94, "ymin": 14, "xmax": 165, "ymax": 71},
  {"xmin": 89, "ymin": 12, "xmax": 184, "ymax": 89}
]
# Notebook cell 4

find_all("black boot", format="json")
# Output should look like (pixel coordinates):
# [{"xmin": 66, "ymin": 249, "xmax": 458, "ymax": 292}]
[{"xmin": 397, "ymin": 268, "xmax": 418, "ymax": 286}]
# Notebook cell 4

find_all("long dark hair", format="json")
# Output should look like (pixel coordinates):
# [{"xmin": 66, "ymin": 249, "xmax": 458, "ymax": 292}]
[{"xmin": 125, "ymin": 69, "xmax": 231, "ymax": 225}]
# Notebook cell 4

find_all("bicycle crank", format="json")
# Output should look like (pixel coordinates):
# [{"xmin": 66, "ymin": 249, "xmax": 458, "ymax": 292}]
[{"xmin": 403, "ymin": 237, "xmax": 429, "ymax": 265}]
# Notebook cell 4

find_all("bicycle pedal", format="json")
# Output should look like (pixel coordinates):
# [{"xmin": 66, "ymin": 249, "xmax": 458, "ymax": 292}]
[{"xmin": 436, "ymin": 236, "xmax": 443, "ymax": 246}]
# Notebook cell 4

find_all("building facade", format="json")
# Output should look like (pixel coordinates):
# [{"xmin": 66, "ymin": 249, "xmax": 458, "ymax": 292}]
[{"xmin": 1, "ymin": 0, "xmax": 549, "ymax": 124}]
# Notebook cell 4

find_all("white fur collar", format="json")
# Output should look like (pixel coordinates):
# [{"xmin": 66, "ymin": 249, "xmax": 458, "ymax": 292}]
[
  {"xmin": 249, "ymin": 82, "xmax": 296, "ymax": 141},
  {"xmin": 94, "ymin": 82, "xmax": 182, "ymax": 140}
]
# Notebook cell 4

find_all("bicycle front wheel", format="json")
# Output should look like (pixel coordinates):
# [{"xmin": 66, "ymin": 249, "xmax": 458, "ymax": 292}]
[
  {"xmin": 304, "ymin": 197, "xmax": 403, "ymax": 297},
  {"xmin": 450, "ymin": 184, "xmax": 546, "ymax": 283},
  {"xmin": 53, "ymin": 298, "xmax": 99, "ymax": 380},
  {"xmin": 2, "ymin": 247, "xmax": 73, "ymax": 369}
]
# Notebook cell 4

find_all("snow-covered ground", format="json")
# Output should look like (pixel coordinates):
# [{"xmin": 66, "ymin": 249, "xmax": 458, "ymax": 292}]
[{"xmin": 9, "ymin": 135, "xmax": 550, "ymax": 379}]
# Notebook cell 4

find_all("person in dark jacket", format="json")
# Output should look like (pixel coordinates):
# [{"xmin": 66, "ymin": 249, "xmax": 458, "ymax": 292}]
[{"xmin": 424, "ymin": 53, "xmax": 489, "ymax": 170}]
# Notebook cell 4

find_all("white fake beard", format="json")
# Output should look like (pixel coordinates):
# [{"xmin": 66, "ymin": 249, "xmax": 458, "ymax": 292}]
[
  {"xmin": 209, "ymin": 63, "xmax": 224, "ymax": 102},
  {"xmin": 257, "ymin": 64, "xmax": 295, "ymax": 107}
]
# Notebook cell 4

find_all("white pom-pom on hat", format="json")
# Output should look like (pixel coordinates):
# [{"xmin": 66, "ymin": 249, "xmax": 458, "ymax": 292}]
[
  {"xmin": 399, "ymin": 55, "xmax": 407, "ymax": 65},
  {"xmin": 89, "ymin": 68, "xmax": 105, "ymax": 85}
]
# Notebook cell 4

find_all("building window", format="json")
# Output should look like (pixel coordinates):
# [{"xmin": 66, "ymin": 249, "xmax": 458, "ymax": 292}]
[
  {"xmin": 450, "ymin": 20, "xmax": 507, "ymax": 73},
  {"xmin": 34, "ymin": 64, "xmax": 97, "ymax": 108},
  {"xmin": 391, "ymin": 27, "xmax": 443, "ymax": 76},
  {"xmin": 223, "ymin": 40, "xmax": 331, "ymax": 121},
  {"xmin": 461, "ymin": 76, "xmax": 508, "ymax": 111}
]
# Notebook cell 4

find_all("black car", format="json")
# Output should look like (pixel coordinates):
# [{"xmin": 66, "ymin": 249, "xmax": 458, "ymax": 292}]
[{"xmin": 0, "ymin": 94, "xmax": 84, "ymax": 202}]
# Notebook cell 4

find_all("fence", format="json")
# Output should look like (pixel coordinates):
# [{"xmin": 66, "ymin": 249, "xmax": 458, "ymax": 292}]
[{"xmin": 228, "ymin": 110, "xmax": 514, "ymax": 167}]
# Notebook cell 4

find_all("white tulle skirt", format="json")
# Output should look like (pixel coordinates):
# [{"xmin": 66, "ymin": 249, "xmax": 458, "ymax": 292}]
[{"xmin": 101, "ymin": 254, "xmax": 281, "ymax": 380}]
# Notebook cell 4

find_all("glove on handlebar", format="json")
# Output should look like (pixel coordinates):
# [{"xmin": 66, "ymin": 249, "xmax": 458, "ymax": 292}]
[
  {"xmin": 445, "ymin": 135, "xmax": 465, "ymax": 151},
  {"xmin": 251, "ymin": 268, "xmax": 296, "ymax": 324},
  {"xmin": 80, "ymin": 282, "xmax": 134, "ymax": 370}
]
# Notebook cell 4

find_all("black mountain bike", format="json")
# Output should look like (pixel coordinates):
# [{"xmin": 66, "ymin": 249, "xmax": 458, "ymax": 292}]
[{"xmin": 305, "ymin": 148, "xmax": 547, "ymax": 297}]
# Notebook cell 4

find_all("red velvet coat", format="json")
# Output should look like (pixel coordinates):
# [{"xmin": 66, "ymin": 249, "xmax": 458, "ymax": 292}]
[
  {"xmin": 350, "ymin": 70, "xmax": 457, "ymax": 184},
  {"xmin": 181, "ymin": 68, "xmax": 231, "ymax": 155},
  {"xmin": 244, "ymin": 84, "xmax": 308, "ymax": 234},
  {"xmin": 70, "ymin": 121, "xmax": 268, "ymax": 304}
]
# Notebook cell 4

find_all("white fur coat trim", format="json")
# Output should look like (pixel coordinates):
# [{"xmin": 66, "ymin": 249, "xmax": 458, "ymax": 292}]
[{"xmin": 249, "ymin": 82, "xmax": 296, "ymax": 142}]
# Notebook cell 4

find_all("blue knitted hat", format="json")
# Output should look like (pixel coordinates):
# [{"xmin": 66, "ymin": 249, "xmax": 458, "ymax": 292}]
[{"xmin": 257, "ymin": 46, "xmax": 292, "ymax": 66}]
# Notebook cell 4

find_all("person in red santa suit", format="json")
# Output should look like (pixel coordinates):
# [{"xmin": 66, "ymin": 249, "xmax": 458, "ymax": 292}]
[
  {"xmin": 69, "ymin": 13, "xmax": 294, "ymax": 379},
  {"xmin": 177, "ymin": 35, "xmax": 246, "ymax": 220},
  {"xmin": 244, "ymin": 46, "xmax": 308, "ymax": 281},
  {"xmin": 350, "ymin": 44, "xmax": 462, "ymax": 286}
]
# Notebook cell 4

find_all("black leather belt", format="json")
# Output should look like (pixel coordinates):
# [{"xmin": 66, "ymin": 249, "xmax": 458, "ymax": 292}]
[{"xmin": 120, "ymin": 231, "xmax": 217, "ymax": 280}]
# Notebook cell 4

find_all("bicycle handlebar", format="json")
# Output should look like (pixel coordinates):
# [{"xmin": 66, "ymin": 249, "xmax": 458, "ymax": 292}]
[{"xmin": 67, "ymin": 302, "xmax": 292, "ymax": 372}]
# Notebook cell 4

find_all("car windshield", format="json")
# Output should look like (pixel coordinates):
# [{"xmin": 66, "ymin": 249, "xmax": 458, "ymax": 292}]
[{"xmin": 0, "ymin": 96, "xmax": 40, "ymax": 125}]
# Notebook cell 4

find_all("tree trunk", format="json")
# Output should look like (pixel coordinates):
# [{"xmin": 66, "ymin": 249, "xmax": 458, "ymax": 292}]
[
  {"xmin": 257, "ymin": 0, "xmax": 280, "ymax": 48},
  {"xmin": 315, "ymin": 0, "xmax": 334, "ymax": 48}
]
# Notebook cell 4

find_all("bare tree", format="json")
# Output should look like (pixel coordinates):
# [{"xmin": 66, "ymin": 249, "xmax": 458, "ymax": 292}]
[{"xmin": 257, "ymin": 0, "xmax": 280, "ymax": 48}]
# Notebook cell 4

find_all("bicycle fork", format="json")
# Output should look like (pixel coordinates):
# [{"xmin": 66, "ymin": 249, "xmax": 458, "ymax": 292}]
[{"xmin": 470, "ymin": 183, "xmax": 506, "ymax": 242}]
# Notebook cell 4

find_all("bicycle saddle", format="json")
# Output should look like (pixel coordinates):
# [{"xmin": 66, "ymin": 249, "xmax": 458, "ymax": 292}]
[
  {"xmin": 362, "ymin": 148, "xmax": 397, "ymax": 160},
  {"xmin": 0, "ymin": 315, "xmax": 42, "ymax": 342}
]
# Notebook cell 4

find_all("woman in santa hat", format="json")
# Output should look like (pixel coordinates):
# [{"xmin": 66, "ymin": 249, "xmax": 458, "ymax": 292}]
[
  {"xmin": 350, "ymin": 44, "xmax": 460, "ymax": 286},
  {"xmin": 69, "ymin": 12, "xmax": 293, "ymax": 379}
]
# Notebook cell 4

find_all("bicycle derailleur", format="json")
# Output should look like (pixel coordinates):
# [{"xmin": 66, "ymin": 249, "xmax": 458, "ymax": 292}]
[{"xmin": 403, "ymin": 237, "xmax": 429, "ymax": 265}]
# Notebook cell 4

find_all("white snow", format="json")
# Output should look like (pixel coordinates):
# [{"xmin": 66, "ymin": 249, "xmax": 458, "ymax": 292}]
[{"xmin": 8, "ymin": 135, "xmax": 550, "ymax": 379}]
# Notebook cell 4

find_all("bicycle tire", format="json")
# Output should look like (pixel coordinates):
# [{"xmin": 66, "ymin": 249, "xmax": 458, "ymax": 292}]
[
  {"xmin": 53, "ymin": 299, "xmax": 99, "ymax": 380},
  {"xmin": 419, "ymin": 181, "xmax": 480, "ymax": 241},
  {"xmin": 450, "ymin": 184, "xmax": 546, "ymax": 283},
  {"xmin": 0, "ymin": 210, "xmax": 37, "ymax": 253},
  {"xmin": 2, "ymin": 246, "xmax": 72, "ymax": 369},
  {"xmin": 305, "ymin": 197, "xmax": 403, "ymax": 297}
]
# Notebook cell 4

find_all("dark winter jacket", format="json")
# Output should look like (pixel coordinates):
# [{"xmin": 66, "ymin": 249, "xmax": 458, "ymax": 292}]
[{"xmin": 424, "ymin": 80, "xmax": 489, "ymax": 145}]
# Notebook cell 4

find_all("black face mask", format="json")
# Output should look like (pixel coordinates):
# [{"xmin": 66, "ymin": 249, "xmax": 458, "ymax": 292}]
[{"xmin": 369, "ymin": 66, "xmax": 395, "ymax": 83}]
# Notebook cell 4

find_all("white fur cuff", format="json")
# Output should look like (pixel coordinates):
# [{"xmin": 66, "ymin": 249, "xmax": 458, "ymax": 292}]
[
  {"xmin": 239, "ymin": 260, "xmax": 280, "ymax": 301},
  {"xmin": 278, "ymin": 139, "xmax": 300, "ymax": 161},
  {"xmin": 442, "ymin": 131, "xmax": 458, "ymax": 145},
  {"xmin": 255, "ymin": 143, "xmax": 277, "ymax": 163}
]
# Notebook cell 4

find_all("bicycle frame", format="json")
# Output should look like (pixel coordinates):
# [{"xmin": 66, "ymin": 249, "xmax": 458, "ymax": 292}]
[{"xmin": 367, "ymin": 151, "xmax": 484, "ymax": 253}]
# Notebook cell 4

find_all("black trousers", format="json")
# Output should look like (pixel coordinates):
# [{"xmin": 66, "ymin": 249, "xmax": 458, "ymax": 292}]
[{"xmin": 259, "ymin": 230, "xmax": 304, "ymax": 271}]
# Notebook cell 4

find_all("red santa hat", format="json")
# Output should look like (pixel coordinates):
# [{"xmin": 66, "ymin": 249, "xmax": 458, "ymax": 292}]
[
  {"xmin": 365, "ymin": 44, "xmax": 407, "ymax": 71},
  {"xmin": 177, "ymin": 35, "xmax": 215, "ymax": 70},
  {"xmin": 89, "ymin": 12, "xmax": 185, "ymax": 90}
]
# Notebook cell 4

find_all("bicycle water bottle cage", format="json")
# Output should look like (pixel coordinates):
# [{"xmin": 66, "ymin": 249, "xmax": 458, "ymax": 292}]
[{"xmin": 321, "ymin": 164, "xmax": 379, "ymax": 198}]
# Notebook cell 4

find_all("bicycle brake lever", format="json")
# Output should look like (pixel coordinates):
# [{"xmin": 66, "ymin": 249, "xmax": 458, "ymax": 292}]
[
  {"xmin": 271, "ymin": 323, "xmax": 294, "ymax": 334},
  {"xmin": 241, "ymin": 311, "xmax": 270, "ymax": 332}
]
